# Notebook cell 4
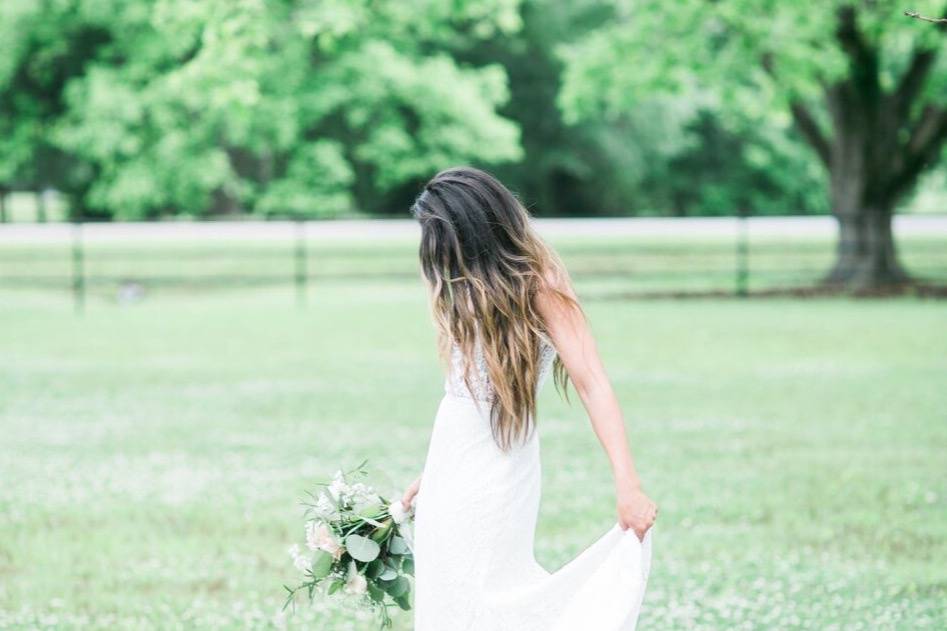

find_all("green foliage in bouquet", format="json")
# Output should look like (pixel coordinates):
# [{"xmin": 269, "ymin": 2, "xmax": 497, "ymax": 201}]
[{"xmin": 283, "ymin": 461, "xmax": 415, "ymax": 629}]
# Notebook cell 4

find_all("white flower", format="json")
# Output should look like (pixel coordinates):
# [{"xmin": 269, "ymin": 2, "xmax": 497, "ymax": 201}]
[
  {"xmin": 328, "ymin": 472, "xmax": 350, "ymax": 502},
  {"xmin": 344, "ymin": 571, "xmax": 368, "ymax": 595},
  {"xmin": 313, "ymin": 492, "xmax": 337, "ymax": 519},
  {"xmin": 288, "ymin": 544, "xmax": 311, "ymax": 572},
  {"xmin": 349, "ymin": 482, "xmax": 380, "ymax": 505},
  {"xmin": 306, "ymin": 521, "xmax": 343, "ymax": 560},
  {"xmin": 388, "ymin": 500, "xmax": 408, "ymax": 525}
]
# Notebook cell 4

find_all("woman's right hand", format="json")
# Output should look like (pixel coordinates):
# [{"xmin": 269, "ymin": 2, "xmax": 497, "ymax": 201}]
[
  {"xmin": 401, "ymin": 475, "xmax": 422, "ymax": 510},
  {"xmin": 616, "ymin": 484, "xmax": 657, "ymax": 541}
]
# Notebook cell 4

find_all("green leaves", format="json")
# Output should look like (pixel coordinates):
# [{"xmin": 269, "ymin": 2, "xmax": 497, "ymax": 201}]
[
  {"xmin": 394, "ymin": 592, "xmax": 412, "ymax": 611},
  {"xmin": 379, "ymin": 575, "xmax": 410, "ymax": 599},
  {"xmin": 560, "ymin": 0, "xmax": 944, "ymax": 117},
  {"xmin": 388, "ymin": 535, "xmax": 410, "ymax": 556},
  {"xmin": 367, "ymin": 582, "xmax": 386, "ymax": 603},
  {"xmin": 310, "ymin": 550, "xmax": 334, "ymax": 580},
  {"xmin": 1, "ymin": 0, "xmax": 526, "ymax": 218},
  {"xmin": 365, "ymin": 559, "xmax": 385, "ymax": 579},
  {"xmin": 370, "ymin": 518, "xmax": 393, "ymax": 543},
  {"xmin": 344, "ymin": 534, "xmax": 381, "ymax": 562}
]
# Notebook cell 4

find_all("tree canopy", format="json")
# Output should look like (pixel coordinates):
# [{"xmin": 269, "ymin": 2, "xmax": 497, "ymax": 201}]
[
  {"xmin": 0, "ymin": 0, "xmax": 522, "ymax": 219},
  {"xmin": 560, "ymin": 0, "xmax": 947, "ymax": 286},
  {"xmin": 0, "ymin": 0, "xmax": 944, "ymax": 232}
]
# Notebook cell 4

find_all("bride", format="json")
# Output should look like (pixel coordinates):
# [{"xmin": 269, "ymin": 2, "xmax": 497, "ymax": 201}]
[{"xmin": 401, "ymin": 166, "xmax": 655, "ymax": 630}]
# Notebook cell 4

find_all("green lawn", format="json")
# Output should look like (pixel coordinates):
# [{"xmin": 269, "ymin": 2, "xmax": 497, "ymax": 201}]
[{"xmin": 1, "ymin": 272, "xmax": 945, "ymax": 629}]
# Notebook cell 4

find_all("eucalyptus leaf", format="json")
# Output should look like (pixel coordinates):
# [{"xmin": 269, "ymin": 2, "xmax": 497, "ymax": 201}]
[
  {"xmin": 367, "ymin": 583, "xmax": 386, "ymax": 603},
  {"xmin": 381, "ymin": 575, "xmax": 409, "ymax": 598},
  {"xmin": 389, "ymin": 535, "xmax": 409, "ymax": 555},
  {"xmin": 366, "ymin": 559, "xmax": 385, "ymax": 579},
  {"xmin": 378, "ymin": 567, "xmax": 397, "ymax": 581},
  {"xmin": 345, "ymin": 534, "xmax": 381, "ymax": 562},
  {"xmin": 310, "ymin": 550, "xmax": 334, "ymax": 580},
  {"xmin": 394, "ymin": 592, "xmax": 412, "ymax": 611}
]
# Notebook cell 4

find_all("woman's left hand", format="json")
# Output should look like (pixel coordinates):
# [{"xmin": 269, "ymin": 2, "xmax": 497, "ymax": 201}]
[
  {"xmin": 616, "ymin": 485, "xmax": 657, "ymax": 541},
  {"xmin": 401, "ymin": 475, "xmax": 422, "ymax": 510}
]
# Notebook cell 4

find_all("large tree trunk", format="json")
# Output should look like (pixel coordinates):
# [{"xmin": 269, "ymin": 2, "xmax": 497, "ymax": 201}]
[
  {"xmin": 782, "ymin": 6, "xmax": 947, "ymax": 291},
  {"xmin": 825, "ymin": 205, "xmax": 908, "ymax": 288},
  {"xmin": 822, "ymin": 107, "xmax": 909, "ymax": 289}
]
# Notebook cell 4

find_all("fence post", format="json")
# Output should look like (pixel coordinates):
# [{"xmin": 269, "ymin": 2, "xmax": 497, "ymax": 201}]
[
  {"xmin": 71, "ymin": 220, "xmax": 85, "ymax": 314},
  {"xmin": 294, "ymin": 219, "xmax": 308, "ymax": 307},
  {"xmin": 37, "ymin": 189, "xmax": 48, "ymax": 223},
  {"xmin": 735, "ymin": 208, "xmax": 749, "ymax": 297}
]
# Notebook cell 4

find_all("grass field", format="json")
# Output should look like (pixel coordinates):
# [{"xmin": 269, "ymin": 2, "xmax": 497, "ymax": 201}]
[{"xmin": 1, "ymin": 249, "xmax": 946, "ymax": 629}]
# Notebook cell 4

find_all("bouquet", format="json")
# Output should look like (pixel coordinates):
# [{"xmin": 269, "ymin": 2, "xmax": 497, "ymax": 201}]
[{"xmin": 283, "ymin": 462, "xmax": 415, "ymax": 628}]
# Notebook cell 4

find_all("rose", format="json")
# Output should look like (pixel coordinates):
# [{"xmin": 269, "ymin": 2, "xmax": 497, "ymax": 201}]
[{"xmin": 306, "ymin": 521, "xmax": 344, "ymax": 560}]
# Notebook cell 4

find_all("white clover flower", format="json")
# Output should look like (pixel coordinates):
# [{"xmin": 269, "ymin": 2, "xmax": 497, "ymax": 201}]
[
  {"xmin": 306, "ymin": 521, "xmax": 344, "ymax": 560},
  {"xmin": 388, "ymin": 500, "xmax": 408, "ymax": 525}
]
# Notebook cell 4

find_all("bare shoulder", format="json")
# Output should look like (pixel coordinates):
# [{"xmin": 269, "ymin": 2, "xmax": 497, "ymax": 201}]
[{"xmin": 535, "ymin": 265, "xmax": 581, "ymax": 321}]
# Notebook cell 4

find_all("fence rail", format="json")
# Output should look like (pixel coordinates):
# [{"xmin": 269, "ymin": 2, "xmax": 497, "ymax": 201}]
[{"xmin": 2, "ymin": 218, "xmax": 946, "ymax": 311}]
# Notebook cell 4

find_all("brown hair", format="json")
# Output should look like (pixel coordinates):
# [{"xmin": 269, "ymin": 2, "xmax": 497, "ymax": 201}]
[{"xmin": 411, "ymin": 166, "xmax": 580, "ymax": 450}]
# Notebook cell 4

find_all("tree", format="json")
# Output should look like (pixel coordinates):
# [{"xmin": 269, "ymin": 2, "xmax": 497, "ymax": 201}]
[
  {"xmin": 1, "ymin": 0, "xmax": 523, "ymax": 219},
  {"xmin": 0, "ymin": 1, "xmax": 110, "ymax": 219},
  {"xmin": 454, "ymin": 0, "xmax": 825, "ymax": 218},
  {"xmin": 561, "ymin": 0, "xmax": 947, "ymax": 289}
]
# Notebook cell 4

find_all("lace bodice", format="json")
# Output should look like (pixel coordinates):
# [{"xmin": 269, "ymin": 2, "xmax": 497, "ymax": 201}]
[{"xmin": 443, "ymin": 336, "xmax": 557, "ymax": 402}]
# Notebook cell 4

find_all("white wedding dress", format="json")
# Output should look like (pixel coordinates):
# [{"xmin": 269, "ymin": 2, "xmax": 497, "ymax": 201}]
[{"xmin": 413, "ymin": 336, "xmax": 652, "ymax": 630}]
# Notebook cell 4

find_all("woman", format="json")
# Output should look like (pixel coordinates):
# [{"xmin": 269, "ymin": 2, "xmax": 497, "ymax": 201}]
[{"xmin": 402, "ymin": 166, "xmax": 655, "ymax": 630}]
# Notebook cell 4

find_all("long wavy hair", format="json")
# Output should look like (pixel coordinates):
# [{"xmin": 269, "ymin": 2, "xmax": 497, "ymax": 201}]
[{"xmin": 411, "ymin": 166, "xmax": 581, "ymax": 450}]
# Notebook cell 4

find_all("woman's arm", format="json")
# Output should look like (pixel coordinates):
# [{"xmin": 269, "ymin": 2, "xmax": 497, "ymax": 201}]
[{"xmin": 535, "ymin": 270, "xmax": 657, "ymax": 540}]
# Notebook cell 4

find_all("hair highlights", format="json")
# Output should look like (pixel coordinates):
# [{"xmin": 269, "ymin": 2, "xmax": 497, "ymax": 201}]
[{"xmin": 411, "ymin": 166, "xmax": 580, "ymax": 450}]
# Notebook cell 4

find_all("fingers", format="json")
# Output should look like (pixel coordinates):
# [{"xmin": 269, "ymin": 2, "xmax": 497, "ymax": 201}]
[
  {"xmin": 401, "ymin": 477, "xmax": 422, "ymax": 509},
  {"xmin": 636, "ymin": 504, "xmax": 658, "ymax": 540}
]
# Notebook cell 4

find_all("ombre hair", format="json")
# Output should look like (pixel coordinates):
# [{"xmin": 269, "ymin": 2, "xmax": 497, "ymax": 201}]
[{"xmin": 411, "ymin": 166, "xmax": 581, "ymax": 450}]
